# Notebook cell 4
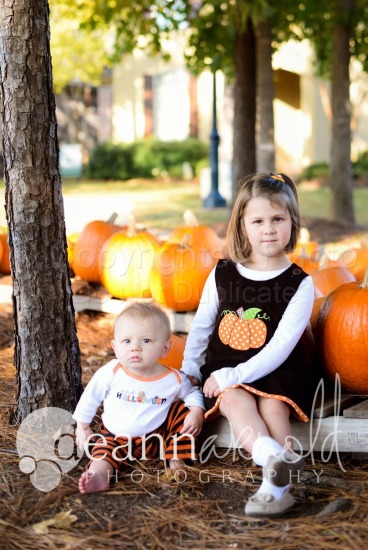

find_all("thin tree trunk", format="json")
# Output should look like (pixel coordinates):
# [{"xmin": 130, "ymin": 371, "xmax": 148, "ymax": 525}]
[
  {"xmin": 232, "ymin": 19, "xmax": 256, "ymax": 198},
  {"xmin": 330, "ymin": 18, "xmax": 355, "ymax": 223},
  {"xmin": 255, "ymin": 19, "xmax": 275, "ymax": 173},
  {"xmin": 0, "ymin": 0, "xmax": 82, "ymax": 420}
]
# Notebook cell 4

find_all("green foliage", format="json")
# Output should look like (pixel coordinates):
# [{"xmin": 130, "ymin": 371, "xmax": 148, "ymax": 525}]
[
  {"xmin": 280, "ymin": 0, "xmax": 368, "ymax": 77},
  {"xmin": 85, "ymin": 138, "xmax": 208, "ymax": 180},
  {"xmin": 297, "ymin": 151, "xmax": 368, "ymax": 182},
  {"xmin": 353, "ymin": 150, "xmax": 368, "ymax": 178},
  {"xmin": 49, "ymin": 0, "xmax": 111, "ymax": 92},
  {"xmin": 297, "ymin": 162, "xmax": 330, "ymax": 181},
  {"xmin": 84, "ymin": 142, "xmax": 136, "ymax": 180}
]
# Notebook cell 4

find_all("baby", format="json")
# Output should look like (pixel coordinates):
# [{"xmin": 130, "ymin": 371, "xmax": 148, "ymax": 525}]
[{"xmin": 73, "ymin": 301, "xmax": 205, "ymax": 493}]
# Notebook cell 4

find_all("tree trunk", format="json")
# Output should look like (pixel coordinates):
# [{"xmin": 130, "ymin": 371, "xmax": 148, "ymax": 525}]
[
  {"xmin": 232, "ymin": 19, "xmax": 256, "ymax": 199},
  {"xmin": 0, "ymin": 0, "xmax": 82, "ymax": 420},
  {"xmin": 330, "ymin": 19, "xmax": 355, "ymax": 223},
  {"xmin": 255, "ymin": 19, "xmax": 275, "ymax": 173}
]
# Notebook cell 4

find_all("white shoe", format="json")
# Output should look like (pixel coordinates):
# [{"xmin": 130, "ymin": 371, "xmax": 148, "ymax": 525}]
[{"xmin": 245, "ymin": 491, "xmax": 295, "ymax": 517}]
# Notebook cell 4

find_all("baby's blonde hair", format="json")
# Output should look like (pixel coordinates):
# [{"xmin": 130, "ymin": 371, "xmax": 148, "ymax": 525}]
[
  {"xmin": 114, "ymin": 301, "xmax": 171, "ymax": 341},
  {"xmin": 225, "ymin": 172, "xmax": 301, "ymax": 263}
]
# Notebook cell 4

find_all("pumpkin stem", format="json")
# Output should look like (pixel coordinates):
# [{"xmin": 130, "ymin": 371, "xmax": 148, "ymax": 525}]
[
  {"xmin": 299, "ymin": 227, "xmax": 311, "ymax": 244},
  {"xmin": 183, "ymin": 210, "xmax": 199, "ymax": 227},
  {"xmin": 360, "ymin": 269, "xmax": 368, "ymax": 288},
  {"xmin": 127, "ymin": 213, "xmax": 137, "ymax": 237},
  {"xmin": 107, "ymin": 212, "xmax": 118, "ymax": 224}
]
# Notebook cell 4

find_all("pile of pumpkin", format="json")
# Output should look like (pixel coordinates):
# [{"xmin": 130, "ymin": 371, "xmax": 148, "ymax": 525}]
[
  {"xmin": 68, "ymin": 211, "xmax": 224, "ymax": 312},
  {"xmin": 288, "ymin": 228, "xmax": 368, "ymax": 394}
]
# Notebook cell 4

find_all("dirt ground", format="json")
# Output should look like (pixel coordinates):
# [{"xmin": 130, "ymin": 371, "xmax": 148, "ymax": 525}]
[{"xmin": 1, "ymin": 218, "xmax": 368, "ymax": 549}]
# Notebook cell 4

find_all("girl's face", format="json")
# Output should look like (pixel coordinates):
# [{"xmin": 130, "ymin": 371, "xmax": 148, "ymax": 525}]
[{"xmin": 242, "ymin": 196, "xmax": 292, "ymax": 267}]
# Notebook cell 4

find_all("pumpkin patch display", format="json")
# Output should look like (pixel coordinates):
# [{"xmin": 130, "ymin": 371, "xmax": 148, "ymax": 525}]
[
  {"xmin": 317, "ymin": 270, "xmax": 368, "ymax": 393},
  {"xmin": 73, "ymin": 217, "xmax": 122, "ymax": 283},
  {"xmin": 149, "ymin": 240, "xmax": 214, "ymax": 312},
  {"xmin": 100, "ymin": 227, "xmax": 160, "ymax": 300},
  {"xmin": 219, "ymin": 307, "xmax": 268, "ymax": 350}
]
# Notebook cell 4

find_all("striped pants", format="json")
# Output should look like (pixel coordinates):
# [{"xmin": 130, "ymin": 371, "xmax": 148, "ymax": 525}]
[{"xmin": 90, "ymin": 400, "xmax": 196, "ymax": 471}]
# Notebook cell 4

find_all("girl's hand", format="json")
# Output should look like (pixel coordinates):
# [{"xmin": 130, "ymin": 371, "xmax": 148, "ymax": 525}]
[
  {"xmin": 203, "ymin": 375, "xmax": 221, "ymax": 398},
  {"xmin": 180, "ymin": 408, "xmax": 204, "ymax": 436}
]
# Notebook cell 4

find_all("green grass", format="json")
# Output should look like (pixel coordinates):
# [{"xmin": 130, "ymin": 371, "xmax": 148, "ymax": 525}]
[{"xmin": 1, "ymin": 178, "xmax": 368, "ymax": 230}]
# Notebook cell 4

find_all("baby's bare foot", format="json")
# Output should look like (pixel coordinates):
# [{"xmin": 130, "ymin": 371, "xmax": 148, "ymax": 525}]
[
  {"xmin": 79, "ymin": 470, "xmax": 110, "ymax": 494},
  {"xmin": 169, "ymin": 459, "xmax": 186, "ymax": 481}
]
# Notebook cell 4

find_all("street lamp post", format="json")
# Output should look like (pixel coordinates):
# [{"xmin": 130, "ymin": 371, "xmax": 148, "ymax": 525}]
[{"xmin": 203, "ymin": 70, "xmax": 227, "ymax": 208}]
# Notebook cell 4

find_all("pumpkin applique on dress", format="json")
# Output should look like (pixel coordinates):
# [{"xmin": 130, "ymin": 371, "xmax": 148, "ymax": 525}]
[{"xmin": 218, "ymin": 307, "xmax": 270, "ymax": 351}]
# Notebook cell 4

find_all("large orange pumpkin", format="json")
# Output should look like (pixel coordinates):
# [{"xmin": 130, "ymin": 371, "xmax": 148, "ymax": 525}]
[
  {"xmin": 100, "ymin": 229, "xmax": 160, "ymax": 299},
  {"xmin": 149, "ymin": 240, "xmax": 214, "ymax": 312},
  {"xmin": 167, "ymin": 210, "xmax": 224, "ymax": 261},
  {"xmin": 310, "ymin": 265, "xmax": 356, "ymax": 298},
  {"xmin": 72, "ymin": 218, "xmax": 123, "ymax": 283},
  {"xmin": 317, "ymin": 269, "xmax": 368, "ymax": 393}
]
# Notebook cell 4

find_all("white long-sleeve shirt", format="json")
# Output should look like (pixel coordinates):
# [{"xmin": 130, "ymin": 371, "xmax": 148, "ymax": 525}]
[
  {"xmin": 181, "ymin": 263, "xmax": 314, "ymax": 391},
  {"xmin": 73, "ymin": 360, "xmax": 205, "ymax": 437}
]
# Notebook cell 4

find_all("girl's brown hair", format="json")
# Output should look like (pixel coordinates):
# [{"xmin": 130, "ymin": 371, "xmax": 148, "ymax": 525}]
[{"xmin": 225, "ymin": 172, "xmax": 301, "ymax": 263}]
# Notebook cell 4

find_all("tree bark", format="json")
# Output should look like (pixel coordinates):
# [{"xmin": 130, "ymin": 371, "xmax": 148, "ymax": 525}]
[
  {"xmin": 255, "ymin": 19, "xmax": 275, "ymax": 173},
  {"xmin": 232, "ymin": 18, "xmax": 256, "ymax": 198},
  {"xmin": 0, "ymin": 0, "xmax": 82, "ymax": 420},
  {"xmin": 330, "ymin": 18, "xmax": 355, "ymax": 223}
]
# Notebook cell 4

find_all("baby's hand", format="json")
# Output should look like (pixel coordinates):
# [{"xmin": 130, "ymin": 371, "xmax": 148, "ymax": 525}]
[
  {"xmin": 180, "ymin": 408, "xmax": 204, "ymax": 436},
  {"xmin": 75, "ymin": 423, "xmax": 94, "ymax": 452}
]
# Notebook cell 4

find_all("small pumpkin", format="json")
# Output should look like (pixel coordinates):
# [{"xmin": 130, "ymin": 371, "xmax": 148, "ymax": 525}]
[
  {"xmin": 149, "ymin": 240, "xmax": 214, "ymax": 312},
  {"xmin": 100, "ymin": 223, "xmax": 160, "ymax": 300},
  {"xmin": 218, "ymin": 307, "xmax": 268, "ymax": 350},
  {"xmin": 317, "ymin": 269, "xmax": 368, "ymax": 393},
  {"xmin": 158, "ymin": 334, "xmax": 187, "ymax": 370},
  {"xmin": 72, "ymin": 215, "xmax": 123, "ymax": 283},
  {"xmin": 339, "ymin": 247, "xmax": 368, "ymax": 281},
  {"xmin": 293, "ymin": 227, "xmax": 320, "ymax": 257},
  {"xmin": 310, "ymin": 265, "xmax": 356, "ymax": 298}
]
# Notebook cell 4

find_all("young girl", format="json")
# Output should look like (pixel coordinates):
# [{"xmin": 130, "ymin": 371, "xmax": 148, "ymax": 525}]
[{"xmin": 182, "ymin": 172, "xmax": 315, "ymax": 517}]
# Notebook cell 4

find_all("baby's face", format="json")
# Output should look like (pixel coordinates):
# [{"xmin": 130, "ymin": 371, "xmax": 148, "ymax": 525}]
[{"xmin": 111, "ymin": 315, "xmax": 171, "ymax": 374}]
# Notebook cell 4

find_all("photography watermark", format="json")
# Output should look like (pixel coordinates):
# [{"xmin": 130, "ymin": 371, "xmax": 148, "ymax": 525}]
[{"xmin": 16, "ymin": 407, "xmax": 83, "ymax": 492}]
